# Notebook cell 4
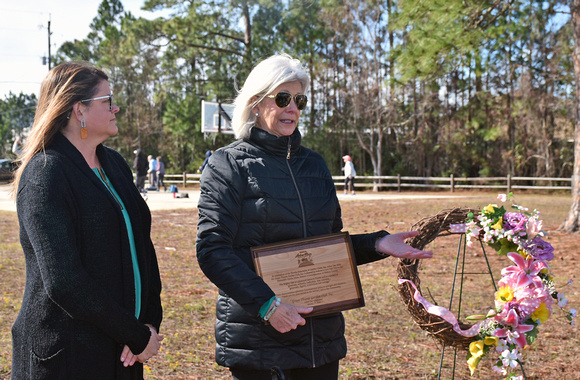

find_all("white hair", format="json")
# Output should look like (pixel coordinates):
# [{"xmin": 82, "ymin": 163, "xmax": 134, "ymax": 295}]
[{"xmin": 232, "ymin": 54, "xmax": 310, "ymax": 139}]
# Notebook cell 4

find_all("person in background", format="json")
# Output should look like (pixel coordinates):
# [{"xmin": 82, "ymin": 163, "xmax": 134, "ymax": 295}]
[
  {"xmin": 10, "ymin": 61, "xmax": 163, "ymax": 379},
  {"xmin": 134, "ymin": 149, "xmax": 148, "ymax": 192},
  {"xmin": 342, "ymin": 154, "xmax": 356, "ymax": 195},
  {"xmin": 197, "ymin": 150, "xmax": 213, "ymax": 173},
  {"xmin": 156, "ymin": 155, "xmax": 166, "ymax": 191},
  {"xmin": 196, "ymin": 54, "xmax": 432, "ymax": 380},
  {"xmin": 147, "ymin": 155, "xmax": 158, "ymax": 190}
]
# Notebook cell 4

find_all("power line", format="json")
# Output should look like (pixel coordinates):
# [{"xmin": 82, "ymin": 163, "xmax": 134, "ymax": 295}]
[{"xmin": 0, "ymin": 106, "xmax": 37, "ymax": 116}]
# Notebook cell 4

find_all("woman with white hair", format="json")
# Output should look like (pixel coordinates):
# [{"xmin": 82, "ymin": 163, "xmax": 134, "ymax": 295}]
[{"xmin": 196, "ymin": 54, "xmax": 432, "ymax": 379}]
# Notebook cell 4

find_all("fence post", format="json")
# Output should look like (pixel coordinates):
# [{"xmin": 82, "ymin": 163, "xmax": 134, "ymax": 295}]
[
  {"xmin": 183, "ymin": 172, "xmax": 187, "ymax": 188},
  {"xmin": 450, "ymin": 174, "xmax": 455, "ymax": 193},
  {"xmin": 397, "ymin": 174, "xmax": 401, "ymax": 192},
  {"xmin": 507, "ymin": 174, "xmax": 511, "ymax": 194}
]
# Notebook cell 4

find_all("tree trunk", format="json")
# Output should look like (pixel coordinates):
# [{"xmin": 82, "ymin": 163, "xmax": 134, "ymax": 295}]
[{"xmin": 561, "ymin": 0, "xmax": 580, "ymax": 233}]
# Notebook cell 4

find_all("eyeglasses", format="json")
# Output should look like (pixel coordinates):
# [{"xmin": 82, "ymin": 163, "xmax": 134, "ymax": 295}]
[
  {"xmin": 80, "ymin": 94, "xmax": 114, "ymax": 111},
  {"xmin": 265, "ymin": 92, "xmax": 308, "ymax": 110}
]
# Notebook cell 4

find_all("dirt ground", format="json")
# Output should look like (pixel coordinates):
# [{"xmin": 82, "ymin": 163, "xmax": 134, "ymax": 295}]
[
  {"xmin": 0, "ymin": 191, "xmax": 578, "ymax": 379},
  {"xmin": 145, "ymin": 192, "xmax": 579, "ymax": 379}
]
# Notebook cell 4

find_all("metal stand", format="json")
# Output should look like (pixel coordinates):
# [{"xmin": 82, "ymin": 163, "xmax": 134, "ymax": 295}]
[
  {"xmin": 435, "ymin": 234, "xmax": 529, "ymax": 379},
  {"xmin": 436, "ymin": 233, "xmax": 501, "ymax": 379}
]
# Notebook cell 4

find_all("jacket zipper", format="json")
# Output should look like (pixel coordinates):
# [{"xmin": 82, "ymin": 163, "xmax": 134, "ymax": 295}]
[
  {"xmin": 285, "ymin": 141, "xmax": 307, "ymax": 238},
  {"xmin": 285, "ymin": 140, "xmax": 315, "ymax": 367}
]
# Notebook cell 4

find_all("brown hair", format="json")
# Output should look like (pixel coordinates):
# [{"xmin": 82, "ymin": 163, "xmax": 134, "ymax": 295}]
[{"xmin": 11, "ymin": 61, "xmax": 108, "ymax": 195}]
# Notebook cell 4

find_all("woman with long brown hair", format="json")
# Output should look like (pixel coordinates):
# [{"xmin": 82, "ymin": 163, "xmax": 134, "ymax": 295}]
[{"xmin": 11, "ymin": 61, "xmax": 163, "ymax": 379}]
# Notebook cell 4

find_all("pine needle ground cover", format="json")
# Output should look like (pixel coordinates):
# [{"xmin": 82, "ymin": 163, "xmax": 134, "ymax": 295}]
[{"xmin": 0, "ymin": 192, "xmax": 577, "ymax": 379}]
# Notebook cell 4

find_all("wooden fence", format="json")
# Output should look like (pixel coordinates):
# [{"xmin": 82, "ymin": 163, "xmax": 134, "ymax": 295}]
[
  {"xmin": 333, "ymin": 174, "xmax": 572, "ymax": 193},
  {"xmin": 160, "ymin": 173, "xmax": 572, "ymax": 193}
]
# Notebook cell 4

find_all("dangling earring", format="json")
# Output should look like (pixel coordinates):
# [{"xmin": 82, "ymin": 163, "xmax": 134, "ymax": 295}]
[{"xmin": 80, "ymin": 118, "xmax": 88, "ymax": 139}]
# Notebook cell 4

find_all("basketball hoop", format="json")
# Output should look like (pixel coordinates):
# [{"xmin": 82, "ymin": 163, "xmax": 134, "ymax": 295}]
[{"xmin": 201, "ymin": 100, "xmax": 235, "ymax": 135}]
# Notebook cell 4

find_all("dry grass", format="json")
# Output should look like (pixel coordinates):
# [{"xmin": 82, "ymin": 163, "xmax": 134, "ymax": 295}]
[{"xmin": 0, "ymin": 192, "xmax": 578, "ymax": 379}]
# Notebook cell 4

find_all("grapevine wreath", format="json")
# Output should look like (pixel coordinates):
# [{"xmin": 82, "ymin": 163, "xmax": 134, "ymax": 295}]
[
  {"xmin": 396, "ymin": 195, "xmax": 576, "ymax": 378},
  {"xmin": 397, "ymin": 207, "xmax": 477, "ymax": 350}
]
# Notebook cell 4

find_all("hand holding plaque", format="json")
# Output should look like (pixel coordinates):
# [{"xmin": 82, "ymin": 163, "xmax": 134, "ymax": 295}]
[{"xmin": 251, "ymin": 232, "xmax": 364, "ymax": 317}]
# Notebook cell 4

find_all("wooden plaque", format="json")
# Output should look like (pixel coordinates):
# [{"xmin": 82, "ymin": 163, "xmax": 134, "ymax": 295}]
[{"xmin": 251, "ymin": 232, "xmax": 364, "ymax": 317}]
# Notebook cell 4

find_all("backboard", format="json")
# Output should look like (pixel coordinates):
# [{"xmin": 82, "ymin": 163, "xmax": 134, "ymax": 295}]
[{"xmin": 201, "ymin": 100, "xmax": 235, "ymax": 134}]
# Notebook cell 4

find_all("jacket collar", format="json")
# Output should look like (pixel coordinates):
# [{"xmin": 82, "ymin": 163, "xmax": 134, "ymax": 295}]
[
  {"xmin": 50, "ymin": 133, "xmax": 119, "ymax": 195},
  {"xmin": 51, "ymin": 132, "xmax": 108, "ymax": 173},
  {"xmin": 50, "ymin": 133, "xmax": 142, "ymax": 224},
  {"xmin": 247, "ymin": 126, "xmax": 302, "ymax": 157}
]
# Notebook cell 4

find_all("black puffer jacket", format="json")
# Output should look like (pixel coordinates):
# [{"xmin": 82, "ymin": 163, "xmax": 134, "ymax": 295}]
[{"xmin": 196, "ymin": 127, "xmax": 388, "ymax": 371}]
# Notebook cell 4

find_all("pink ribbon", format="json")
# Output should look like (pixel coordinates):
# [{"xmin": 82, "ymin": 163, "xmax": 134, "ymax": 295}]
[
  {"xmin": 398, "ymin": 278, "xmax": 485, "ymax": 337},
  {"xmin": 449, "ymin": 223, "xmax": 467, "ymax": 233}
]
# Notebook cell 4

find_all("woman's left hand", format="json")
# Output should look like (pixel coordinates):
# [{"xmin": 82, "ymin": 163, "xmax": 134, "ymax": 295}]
[
  {"xmin": 376, "ymin": 231, "xmax": 432, "ymax": 259},
  {"xmin": 119, "ymin": 325, "xmax": 163, "ymax": 367},
  {"xmin": 120, "ymin": 345, "xmax": 138, "ymax": 367}
]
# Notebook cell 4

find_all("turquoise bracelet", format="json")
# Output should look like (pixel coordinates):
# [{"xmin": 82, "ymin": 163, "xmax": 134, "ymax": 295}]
[
  {"xmin": 263, "ymin": 297, "xmax": 281, "ymax": 321},
  {"xmin": 259, "ymin": 296, "xmax": 277, "ymax": 319}
]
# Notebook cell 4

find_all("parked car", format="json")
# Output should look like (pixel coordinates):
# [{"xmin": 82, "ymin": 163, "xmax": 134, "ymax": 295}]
[{"xmin": 0, "ymin": 159, "xmax": 16, "ymax": 182}]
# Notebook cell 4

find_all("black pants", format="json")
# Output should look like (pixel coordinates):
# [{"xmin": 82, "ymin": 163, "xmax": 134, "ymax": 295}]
[
  {"xmin": 230, "ymin": 360, "xmax": 340, "ymax": 380},
  {"xmin": 158, "ymin": 173, "xmax": 166, "ymax": 189},
  {"xmin": 344, "ymin": 176, "xmax": 355, "ymax": 192}
]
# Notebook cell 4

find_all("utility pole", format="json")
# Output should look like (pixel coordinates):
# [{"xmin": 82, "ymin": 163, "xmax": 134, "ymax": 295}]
[{"xmin": 47, "ymin": 17, "xmax": 52, "ymax": 70}]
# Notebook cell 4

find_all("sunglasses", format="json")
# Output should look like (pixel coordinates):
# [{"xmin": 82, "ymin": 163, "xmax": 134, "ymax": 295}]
[
  {"xmin": 265, "ymin": 92, "xmax": 308, "ymax": 110},
  {"xmin": 81, "ymin": 94, "xmax": 114, "ymax": 111}
]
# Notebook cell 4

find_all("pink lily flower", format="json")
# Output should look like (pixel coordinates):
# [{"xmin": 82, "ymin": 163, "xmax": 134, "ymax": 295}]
[
  {"xmin": 525, "ymin": 216, "xmax": 544, "ymax": 241},
  {"xmin": 500, "ymin": 252, "xmax": 548, "ymax": 289},
  {"xmin": 494, "ymin": 309, "xmax": 535, "ymax": 348}
]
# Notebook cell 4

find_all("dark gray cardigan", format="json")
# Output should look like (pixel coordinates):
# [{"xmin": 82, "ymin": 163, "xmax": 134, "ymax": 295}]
[{"xmin": 11, "ymin": 133, "xmax": 162, "ymax": 379}]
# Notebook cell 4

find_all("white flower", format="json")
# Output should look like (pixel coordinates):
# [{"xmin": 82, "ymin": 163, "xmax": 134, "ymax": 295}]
[
  {"xmin": 502, "ymin": 330, "xmax": 518, "ymax": 346},
  {"xmin": 498, "ymin": 194, "xmax": 507, "ymax": 202},
  {"xmin": 514, "ymin": 204, "xmax": 529, "ymax": 212},
  {"xmin": 501, "ymin": 349, "xmax": 521, "ymax": 368},
  {"xmin": 558, "ymin": 293, "xmax": 569, "ymax": 307},
  {"xmin": 496, "ymin": 339, "xmax": 509, "ymax": 353},
  {"xmin": 493, "ymin": 365, "xmax": 507, "ymax": 375}
]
